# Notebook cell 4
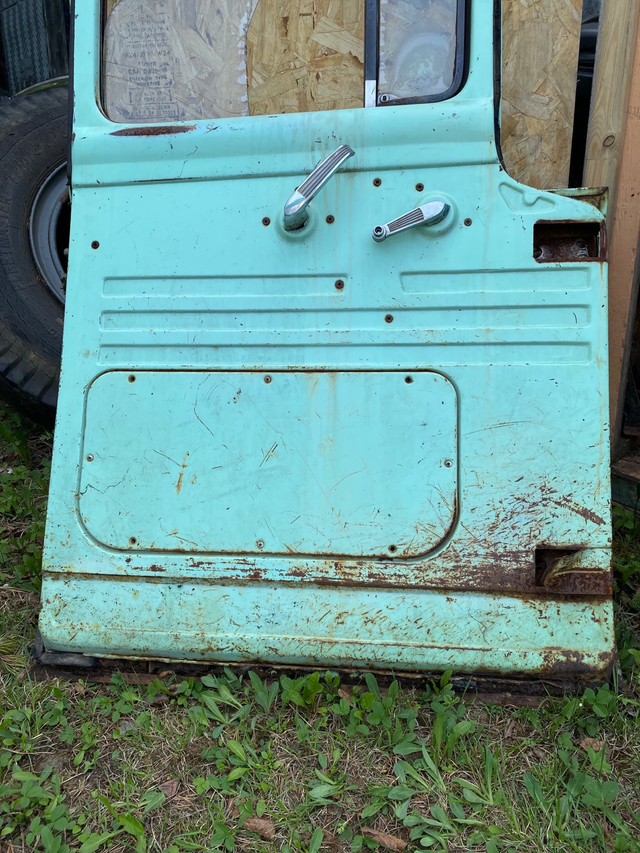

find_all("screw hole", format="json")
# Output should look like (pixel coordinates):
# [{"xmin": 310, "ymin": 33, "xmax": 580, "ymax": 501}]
[
  {"xmin": 415, "ymin": 183, "xmax": 424, "ymax": 192},
  {"xmin": 264, "ymin": 375, "xmax": 272, "ymax": 384},
  {"xmin": 91, "ymin": 240, "xmax": 100, "ymax": 249},
  {"xmin": 335, "ymin": 279, "xmax": 345, "ymax": 290},
  {"xmin": 464, "ymin": 218, "xmax": 472, "ymax": 227},
  {"xmin": 444, "ymin": 459, "xmax": 453, "ymax": 468},
  {"xmin": 388, "ymin": 544, "xmax": 397, "ymax": 553},
  {"xmin": 128, "ymin": 374, "xmax": 136, "ymax": 383},
  {"xmin": 373, "ymin": 177, "xmax": 382, "ymax": 187},
  {"xmin": 129, "ymin": 537, "xmax": 137, "ymax": 546},
  {"xmin": 326, "ymin": 214, "xmax": 335, "ymax": 224},
  {"xmin": 86, "ymin": 454, "xmax": 94, "ymax": 462},
  {"xmin": 385, "ymin": 314, "xmax": 394, "ymax": 324},
  {"xmin": 405, "ymin": 376, "xmax": 413, "ymax": 384},
  {"xmin": 262, "ymin": 216, "xmax": 271, "ymax": 226},
  {"xmin": 256, "ymin": 540, "xmax": 264, "ymax": 549}
]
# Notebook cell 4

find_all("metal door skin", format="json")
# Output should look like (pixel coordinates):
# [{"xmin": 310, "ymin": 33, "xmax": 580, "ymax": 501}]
[
  {"xmin": 39, "ymin": 0, "xmax": 614, "ymax": 680},
  {"xmin": 79, "ymin": 370, "xmax": 458, "ymax": 557}
]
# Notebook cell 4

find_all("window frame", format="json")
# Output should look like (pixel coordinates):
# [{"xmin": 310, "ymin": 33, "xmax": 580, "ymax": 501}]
[{"xmin": 99, "ymin": 0, "xmax": 469, "ymax": 122}]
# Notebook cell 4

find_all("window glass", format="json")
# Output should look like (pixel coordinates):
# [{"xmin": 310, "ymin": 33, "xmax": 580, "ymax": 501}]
[
  {"xmin": 378, "ymin": 0, "xmax": 458, "ymax": 103},
  {"xmin": 102, "ymin": 0, "xmax": 461, "ymax": 122}
]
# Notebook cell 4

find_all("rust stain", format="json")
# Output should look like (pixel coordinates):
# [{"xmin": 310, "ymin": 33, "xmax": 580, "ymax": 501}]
[
  {"xmin": 550, "ymin": 498, "xmax": 605, "ymax": 526},
  {"xmin": 175, "ymin": 451, "xmax": 190, "ymax": 495},
  {"xmin": 110, "ymin": 125, "xmax": 196, "ymax": 137},
  {"xmin": 128, "ymin": 564, "xmax": 167, "ymax": 573},
  {"xmin": 533, "ymin": 221, "xmax": 605, "ymax": 263},
  {"xmin": 534, "ymin": 647, "xmax": 614, "ymax": 679},
  {"xmin": 537, "ymin": 548, "xmax": 612, "ymax": 596}
]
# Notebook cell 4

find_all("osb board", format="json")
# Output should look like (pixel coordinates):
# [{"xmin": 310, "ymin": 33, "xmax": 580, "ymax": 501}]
[
  {"xmin": 246, "ymin": 0, "xmax": 364, "ymax": 115},
  {"xmin": 104, "ymin": 0, "xmax": 124, "ymax": 14},
  {"xmin": 501, "ymin": 0, "xmax": 583, "ymax": 189},
  {"xmin": 103, "ymin": 0, "xmax": 260, "ymax": 122}
]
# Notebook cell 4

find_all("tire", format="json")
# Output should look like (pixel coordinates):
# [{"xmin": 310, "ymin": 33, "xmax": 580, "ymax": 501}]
[{"xmin": 0, "ymin": 87, "xmax": 69, "ymax": 425}]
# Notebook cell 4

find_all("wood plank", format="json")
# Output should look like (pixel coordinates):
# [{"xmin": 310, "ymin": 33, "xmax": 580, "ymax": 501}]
[
  {"xmin": 594, "ymin": 8, "xmax": 640, "ymax": 439},
  {"xmin": 611, "ymin": 452, "xmax": 640, "ymax": 507},
  {"xmin": 501, "ymin": 0, "xmax": 583, "ymax": 189},
  {"xmin": 583, "ymin": 0, "xmax": 640, "ymax": 217}
]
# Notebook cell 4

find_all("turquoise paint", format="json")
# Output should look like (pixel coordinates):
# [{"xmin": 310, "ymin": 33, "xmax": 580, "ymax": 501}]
[{"xmin": 39, "ymin": 1, "xmax": 614, "ymax": 679}]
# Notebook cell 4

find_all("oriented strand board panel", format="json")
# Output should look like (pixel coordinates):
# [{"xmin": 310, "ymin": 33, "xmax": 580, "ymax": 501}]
[
  {"xmin": 501, "ymin": 0, "xmax": 583, "ymax": 189},
  {"xmin": 246, "ymin": 0, "xmax": 364, "ymax": 115}
]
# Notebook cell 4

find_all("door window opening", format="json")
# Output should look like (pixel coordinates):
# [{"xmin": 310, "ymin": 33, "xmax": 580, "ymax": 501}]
[{"xmin": 102, "ymin": 0, "xmax": 464, "ymax": 122}]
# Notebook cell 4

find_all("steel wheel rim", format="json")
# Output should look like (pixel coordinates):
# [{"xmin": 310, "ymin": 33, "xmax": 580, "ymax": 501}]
[{"xmin": 29, "ymin": 162, "xmax": 69, "ymax": 305}]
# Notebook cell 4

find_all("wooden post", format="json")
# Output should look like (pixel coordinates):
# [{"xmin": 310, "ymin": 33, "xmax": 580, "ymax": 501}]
[
  {"xmin": 583, "ymin": 0, "xmax": 640, "ymax": 220},
  {"xmin": 501, "ymin": 0, "xmax": 583, "ymax": 189},
  {"xmin": 584, "ymin": 1, "xmax": 640, "ymax": 441}
]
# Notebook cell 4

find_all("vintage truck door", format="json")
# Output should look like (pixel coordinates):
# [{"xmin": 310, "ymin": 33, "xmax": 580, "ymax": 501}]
[{"xmin": 40, "ymin": 0, "xmax": 614, "ymax": 681}]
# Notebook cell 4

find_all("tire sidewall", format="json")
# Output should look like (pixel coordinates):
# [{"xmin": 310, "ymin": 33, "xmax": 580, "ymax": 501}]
[{"xmin": 0, "ymin": 87, "xmax": 69, "ymax": 417}]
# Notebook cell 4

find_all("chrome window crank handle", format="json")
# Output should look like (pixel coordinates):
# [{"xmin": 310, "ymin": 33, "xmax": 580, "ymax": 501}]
[
  {"xmin": 372, "ymin": 200, "xmax": 450, "ymax": 242},
  {"xmin": 284, "ymin": 144, "xmax": 355, "ymax": 231}
]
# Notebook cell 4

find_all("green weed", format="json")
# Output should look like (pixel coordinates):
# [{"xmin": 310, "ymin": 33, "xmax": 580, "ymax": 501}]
[{"xmin": 1, "ymin": 403, "xmax": 640, "ymax": 851}]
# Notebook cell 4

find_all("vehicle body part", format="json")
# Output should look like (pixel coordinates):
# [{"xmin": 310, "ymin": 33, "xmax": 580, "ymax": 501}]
[
  {"xmin": 39, "ymin": 0, "xmax": 614, "ymax": 682},
  {"xmin": 284, "ymin": 145, "xmax": 355, "ymax": 231}
]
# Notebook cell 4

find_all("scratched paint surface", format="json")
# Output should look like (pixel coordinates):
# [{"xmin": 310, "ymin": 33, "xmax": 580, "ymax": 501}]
[
  {"xmin": 39, "ymin": 1, "xmax": 615, "ymax": 679},
  {"xmin": 78, "ymin": 370, "xmax": 457, "ymax": 556}
]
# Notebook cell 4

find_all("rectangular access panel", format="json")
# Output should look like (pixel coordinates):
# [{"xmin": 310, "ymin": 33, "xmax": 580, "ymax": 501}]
[{"xmin": 39, "ymin": 0, "xmax": 614, "ymax": 683}]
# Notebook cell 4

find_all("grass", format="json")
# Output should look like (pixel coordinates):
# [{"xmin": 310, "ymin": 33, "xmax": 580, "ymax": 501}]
[{"xmin": 1, "ymin": 400, "xmax": 639, "ymax": 853}]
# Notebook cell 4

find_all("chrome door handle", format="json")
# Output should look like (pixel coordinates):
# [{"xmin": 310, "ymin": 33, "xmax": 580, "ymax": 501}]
[
  {"xmin": 284, "ymin": 144, "xmax": 355, "ymax": 231},
  {"xmin": 372, "ymin": 201, "xmax": 450, "ymax": 242}
]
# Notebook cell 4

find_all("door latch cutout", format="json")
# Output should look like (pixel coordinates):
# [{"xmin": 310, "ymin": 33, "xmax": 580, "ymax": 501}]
[{"xmin": 533, "ymin": 221, "xmax": 604, "ymax": 262}]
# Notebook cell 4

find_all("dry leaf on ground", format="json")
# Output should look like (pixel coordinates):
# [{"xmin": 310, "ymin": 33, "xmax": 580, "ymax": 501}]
[
  {"xmin": 580, "ymin": 737, "xmax": 604, "ymax": 751},
  {"xmin": 243, "ymin": 818, "xmax": 276, "ymax": 840},
  {"xmin": 361, "ymin": 828, "xmax": 407, "ymax": 851},
  {"xmin": 158, "ymin": 779, "xmax": 180, "ymax": 798}
]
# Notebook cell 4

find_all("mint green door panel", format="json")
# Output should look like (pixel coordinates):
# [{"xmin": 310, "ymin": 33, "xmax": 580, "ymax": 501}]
[
  {"xmin": 39, "ymin": 0, "xmax": 615, "ymax": 680},
  {"xmin": 79, "ymin": 370, "xmax": 457, "ymax": 556},
  {"xmin": 39, "ymin": 576, "xmax": 613, "ymax": 677}
]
